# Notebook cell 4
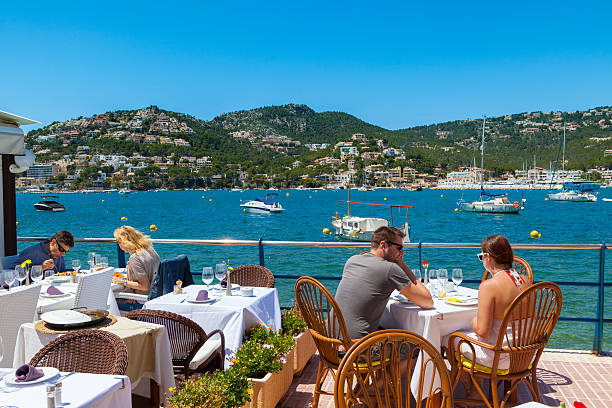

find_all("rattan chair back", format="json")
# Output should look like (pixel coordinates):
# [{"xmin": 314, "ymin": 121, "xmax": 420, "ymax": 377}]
[
  {"xmin": 295, "ymin": 276, "xmax": 354, "ymax": 408},
  {"xmin": 335, "ymin": 329, "xmax": 453, "ymax": 408},
  {"xmin": 126, "ymin": 309, "xmax": 224, "ymax": 377},
  {"xmin": 230, "ymin": 265, "xmax": 275, "ymax": 288},
  {"xmin": 30, "ymin": 330, "xmax": 128, "ymax": 375},
  {"xmin": 448, "ymin": 281, "xmax": 562, "ymax": 408},
  {"xmin": 481, "ymin": 256, "xmax": 534, "ymax": 284}
]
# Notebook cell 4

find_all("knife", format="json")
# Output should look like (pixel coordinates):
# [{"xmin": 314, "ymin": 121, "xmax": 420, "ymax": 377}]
[{"xmin": 54, "ymin": 371, "xmax": 76, "ymax": 383}]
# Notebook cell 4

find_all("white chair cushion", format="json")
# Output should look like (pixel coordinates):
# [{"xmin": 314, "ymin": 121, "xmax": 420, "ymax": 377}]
[{"xmin": 189, "ymin": 337, "xmax": 222, "ymax": 370}]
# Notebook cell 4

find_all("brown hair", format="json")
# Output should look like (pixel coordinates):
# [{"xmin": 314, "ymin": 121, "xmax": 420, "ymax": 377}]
[
  {"xmin": 371, "ymin": 226, "xmax": 405, "ymax": 249},
  {"xmin": 481, "ymin": 234, "xmax": 514, "ymax": 269},
  {"xmin": 51, "ymin": 230, "xmax": 74, "ymax": 248}
]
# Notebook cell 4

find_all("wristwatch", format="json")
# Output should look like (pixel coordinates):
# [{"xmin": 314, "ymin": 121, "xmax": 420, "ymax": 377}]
[{"xmin": 122, "ymin": 278, "xmax": 128, "ymax": 287}]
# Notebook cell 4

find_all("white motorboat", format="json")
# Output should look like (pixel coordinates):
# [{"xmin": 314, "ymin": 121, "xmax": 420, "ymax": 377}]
[
  {"xmin": 331, "ymin": 187, "xmax": 411, "ymax": 242},
  {"xmin": 240, "ymin": 193, "xmax": 284, "ymax": 213},
  {"xmin": 548, "ymin": 190, "xmax": 597, "ymax": 202}
]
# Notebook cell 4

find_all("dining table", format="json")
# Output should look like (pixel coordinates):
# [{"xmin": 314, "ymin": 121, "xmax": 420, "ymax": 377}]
[
  {"xmin": 144, "ymin": 284, "xmax": 282, "ymax": 367},
  {"xmin": 0, "ymin": 368, "xmax": 132, "ymax": 407},
  {"xmin": 379, "ymin": 285, "xmax": 479, "ymax": 400},
  {"xmin": 12, "ymin": 316, "xmax": 175, "ymax": 405}
]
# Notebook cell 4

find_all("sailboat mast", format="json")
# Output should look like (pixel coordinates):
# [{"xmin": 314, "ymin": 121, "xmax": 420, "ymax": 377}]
[
  {"xmin": 562, "ymin": 121, "xmax": 566, "ymax": 174},
  {"xmin": 480, "ymin": 117, "xmax": 485, "ymax": 185}
]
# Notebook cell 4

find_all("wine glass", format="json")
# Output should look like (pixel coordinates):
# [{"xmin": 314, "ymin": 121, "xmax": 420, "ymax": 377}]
[
  {"xmin": 15, "ymin": 265, "xmax": 27, "ymax": 286},
  {"xmin": 436, "ymin": 269, "xmax": 448, "ymax": 296},
  {"xmin": 88, "ymin": 252, "xmax": 96, "ymax": 271},
  {"xmin": 412, "ymin": 267, "xmax": 421, "ymax": 283},
  {"xmin": 452, "ymin": 268, "xmax": 463, "ymax": 291},
  {"xmin": 100, "ymin": 257, "xmax": 108, "ymax": 269},
  {"xmin": 30, "ymin": 265, "xmax": 43, "ymax": 283},
  {"xmin": 202, "ymin": 267, "xmax": 214, "ymax": 291},
  {"xmin": 72, "ymin": 259, "xmax": 81, "ymax": 273},
  {"xmin": 215, "ymin": 263, "xmax": 227, "ymax": 287},
  {"xmin": 4, "ymin": 269, "xmax": 15, "ymax": 290}
]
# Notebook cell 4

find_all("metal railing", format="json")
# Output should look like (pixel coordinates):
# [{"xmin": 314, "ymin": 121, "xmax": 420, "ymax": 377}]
[{"xmin": 18, "ymin": 237, "xmax": 610, "ymax": 354}]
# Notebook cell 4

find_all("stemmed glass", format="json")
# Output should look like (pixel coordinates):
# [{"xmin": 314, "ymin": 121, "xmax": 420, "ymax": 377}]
[
  {"xmin": 3, "ymin": 270, "xmax": 15, "ymax": 290},
  {"xmin": 100, "ymin": 257, "xmax": 108, "ymax": 269},
  {"xmin": 88, "ymin": 252, "xmax": 96, "ymax": 271},
  {"xmin": 215, "ymin": 263, "xmax": 227, "ymax": 287},
  {"xmin": 202, "ymin": 267, "xmax": 214, "ymax": 291},
  {"xmin": 72, "ymin": 259, "xmax": 81, "ymax": 273},
  {"xmin": 30, "ymin": 265, "xmax": 43, "ymax": 284},
  {"xmin": 15, "ymin": 265, "xmax": 27, "ymax": 286},
  {"xmin": 412, "ymin": 267, "xmax": 421, "ymax": 283},
  {"xmin": 437, "ymin": 269, "xmax": 448, "ymax": 296},
  {"xmin": 452, "ymin": 268, "xmax": 463, "ymax": 291}
]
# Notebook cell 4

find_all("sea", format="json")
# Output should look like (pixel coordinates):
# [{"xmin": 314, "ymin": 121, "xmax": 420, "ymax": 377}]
[{"xmin": 15, "ymin": 188, "xmax": 612, "ymax": 351}]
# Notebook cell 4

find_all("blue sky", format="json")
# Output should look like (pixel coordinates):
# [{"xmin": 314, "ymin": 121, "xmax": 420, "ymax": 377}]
[{"xmin": 3, "ymin": 1, "xmax": 612, "ymax": 130}]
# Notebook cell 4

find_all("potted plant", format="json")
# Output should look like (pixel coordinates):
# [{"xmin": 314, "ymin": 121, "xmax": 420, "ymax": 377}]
[
  {"xmin": 237, "ymin": 323, "xmax": 295, "ymax": 408},
  {"xmin": 167, "ymin": 365, "xmax": 252, "ymax": 408},
  {"xmin": 281, "ymin": 305, "xmax": 316, "ymax": 376}
]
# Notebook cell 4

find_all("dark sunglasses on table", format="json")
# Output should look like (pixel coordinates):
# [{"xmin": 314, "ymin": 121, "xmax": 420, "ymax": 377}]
[{"xmin": 477, "ymin": 252, "xmax": 485, "ymax": 261}]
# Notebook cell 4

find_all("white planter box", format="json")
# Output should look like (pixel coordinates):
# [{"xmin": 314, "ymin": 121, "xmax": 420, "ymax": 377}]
[
  {"xmin": 292, "ymin": 330, "xmax": 316, "ymax": 377},
  {"xmin": 242, "ymin": 351, "xmax": 294, "ymax": 408}
]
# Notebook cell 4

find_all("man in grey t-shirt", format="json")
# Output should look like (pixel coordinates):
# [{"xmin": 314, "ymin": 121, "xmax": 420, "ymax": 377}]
[{"xmin": 335, "ymin": 226, "xmax": 433, "ymax": 339}]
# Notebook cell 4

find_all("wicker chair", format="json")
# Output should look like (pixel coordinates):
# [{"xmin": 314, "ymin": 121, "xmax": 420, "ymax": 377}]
[
  {"xmin": 448, "ymin": 282, "xmax": 562, "ymax": 408},
  {"xmin": 295, "ymin": 276, "xmax": 355, "ymax": 408},
  {"xmin": 335, "ymin": 329, "xmax": 454, "ymax": 408},
  {"xmin": 230, "ymin": 265, "xmax": 275, "ymax": 288},
  {"xmin": 481, "ymin": 256, "xmax": 533, "ymax": 284},
  {"xmin": 126, "ymin": 309, "xmax": 224, "ymax": 378},
  {"xmin": 30, "ymin": 330, "xmax": 128, "ymax": 375}
]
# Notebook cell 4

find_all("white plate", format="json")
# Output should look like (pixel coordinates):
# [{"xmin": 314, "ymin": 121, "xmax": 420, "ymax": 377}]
[
  {"xmin": 39, "ymin": 291, "xmax": 70, "ymax": 298},
  {"xmin": 3, "ymin": 367, "xmax": 59, "ymax": 385},
  {"xmin": 41, "ymin": 310, "xmax": 90, "ymax": 325},
  {"xmin": 444, "ymin": 297, "xmax": 478, "ymax": 306},
  {"xmin": 391, "ymin": 294, "xmax": 415, "ymax": 304},
  {"xmin": 187, "ymin": 297, "xmax": 216, "ymax": 304},
  {"xmin": 48, "ymin": 276, "xmax": 70, "ymax": 283}
]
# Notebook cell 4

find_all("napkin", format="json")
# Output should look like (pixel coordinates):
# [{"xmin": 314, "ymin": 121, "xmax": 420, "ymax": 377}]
[
  {"xmin": 196, "ymin": 290, "xmax": 209, "ymax": 301},
  {"xmin": 47, "ymin": 286, "xmax": 64, "ymax": 295},
  {"xmin": 15, "ymin": 364, "xmax": 44, "ymax": 382}
]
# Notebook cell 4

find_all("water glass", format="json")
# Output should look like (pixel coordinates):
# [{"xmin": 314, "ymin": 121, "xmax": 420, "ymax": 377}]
[
  {"xmin": 100, "ymin": 257, "xmax": 108, "ymax": 268},
  {"xmin": 412, "ymin": 267, "xmax": 421, "ymax": 283},
  {"xmin": 88, "ymin": 252, "xmax": 96, "ymax": 270},
  {"xmin": 202, "ymin": 267, "xmax": 214, "ymax": 290},
  {"xmin": 437, "ymin": 268, "xmax": 448, "ymax": 287},
  {"xmin": 215, "ymin": 263, "xmax": 227, "ymax": 285},
  {"xmin": 15, "ymin": 265, "xmax": 27, "ymax": 286},
  {"xmin": 4, "ymin": 269, "xmax": 15, "ymax": 289},
  {"xmin": 452, "ymin": 268, "xmax": 463, "ymax": 291},
  {"xmin": 30, "ymin": 265, "xmax": 43, "ymax": 283}
]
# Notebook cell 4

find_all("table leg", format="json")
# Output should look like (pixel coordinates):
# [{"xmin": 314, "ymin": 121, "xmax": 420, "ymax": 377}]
[{"xmin": 150, "ymin": 378, "xmax": 160, "ymax": 408}]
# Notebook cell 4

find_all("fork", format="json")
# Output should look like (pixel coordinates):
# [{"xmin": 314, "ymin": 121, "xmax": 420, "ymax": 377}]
[{"xmin": 54, "ymin": 371, "xmax": 76, "ymax": 384}]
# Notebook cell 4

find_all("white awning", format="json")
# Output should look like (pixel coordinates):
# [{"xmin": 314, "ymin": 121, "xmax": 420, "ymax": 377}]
[{"xmin": 0, "ymin": 110, "xmax": 39, "ymax": 156}]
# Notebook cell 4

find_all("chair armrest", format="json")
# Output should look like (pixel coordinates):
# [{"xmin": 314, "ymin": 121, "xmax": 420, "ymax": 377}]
[
  {"xmin": 448, "ymin": 331, "xmax": 496, "ymax": 351},
  {"xmin": 115, "ymin": 292, "xmax": 148, "ymax": 303},
  {"xmin": 206, "ymin": 329, "xmax": 225, "ymax": 356}
]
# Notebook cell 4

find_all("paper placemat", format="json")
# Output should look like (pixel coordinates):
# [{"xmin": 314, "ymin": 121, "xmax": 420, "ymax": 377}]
[{"xmin": 34, "ymin": 314, "xmax": 118, "ymax": 334}]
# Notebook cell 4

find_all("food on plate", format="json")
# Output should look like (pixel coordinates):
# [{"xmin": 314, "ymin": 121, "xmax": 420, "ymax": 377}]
[{"xmin": 113, "ymin": 271, "xmax": 126, "ymax": 279}]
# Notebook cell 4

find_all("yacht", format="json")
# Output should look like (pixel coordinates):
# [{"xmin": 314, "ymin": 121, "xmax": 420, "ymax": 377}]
[
  {"xmin": 548, "ymin": 182, "xmax": 599, "ymax": 202},
  {"xmin": 240, "ymin": 193, "xmax": 284, "ymax": 213},
  {"xmin": 34, "ymin": 197, "xmax": 66, "ymax": 212}
]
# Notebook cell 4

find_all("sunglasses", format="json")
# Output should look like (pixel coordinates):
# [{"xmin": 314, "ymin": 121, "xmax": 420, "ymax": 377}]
[
  {"xmin": 55, "ymin": 241, "xmax": 68, "ymax": 253},
  {"xmin": 386, "ymin": 241, "xmax": 404, "ymax": 250},
  {"xmin": 477, "ymin": 252, "xmax": 486, "ymax": 261}
]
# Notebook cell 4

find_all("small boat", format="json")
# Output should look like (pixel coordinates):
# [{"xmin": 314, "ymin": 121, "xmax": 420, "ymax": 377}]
[
  {"xmin": 458, "ymin": 188, "xmax": 525, "ymax": 213},
  {"xmin": 34, "ymin": 196, "xmax": 66, "ymax": 212},
  {"xmin": 118, "ymin": 188, "xmax": 130, "ymax": 195},
  {"xmin": 331, "ymin": 187, "xmax": 411, "ymax": 242},
  {"xmin": 548, "ymin": 189, "xmax": 598, "ymax": 202},
  {"xmin": 602, "ymin": 198, "xmax": 612, "ymax": 202},
  {"xmin": 240, "ymin": 193, "xmax": 284, "ymax": 213}
]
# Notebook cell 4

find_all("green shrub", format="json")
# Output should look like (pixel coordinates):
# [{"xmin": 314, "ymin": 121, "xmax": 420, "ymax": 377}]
[
  {"xmin": 236, "ymin": 323, "xmax": 294, "ymax": 379},
  {"xmin": 281, "ymin": 305, "xmax": 307, "ymax": 337}
]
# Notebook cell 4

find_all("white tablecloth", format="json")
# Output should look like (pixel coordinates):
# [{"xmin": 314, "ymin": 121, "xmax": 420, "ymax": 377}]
[
  {"xmin": 144, "ymin": 285, "xmax": 282, "ymax": 367},
  {"xmin": 379, "ymin": 286, "xmax": 478, "ymax": 400},
  {"xmin": 0, "ymin": 369, "xmax": 132, "ymax": 408},
  {"xmin": 12, "ymin": 320, "xmax": 175, "ymax": 404}
]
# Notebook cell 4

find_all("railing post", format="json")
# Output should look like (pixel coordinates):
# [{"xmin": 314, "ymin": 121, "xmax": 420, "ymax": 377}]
[
  {"xmin": 418, "ymin": 241, "xmax": 422, "ymax": 274},
  {"xmin": 116, "ymin": 243, "xmax": 126, "ymax": 268},
  {"xmin": 258, "ymin": 237, "xmax": 265, "ymax": 267},
  {"xmin": 593, "ymin": 241, "xmax": 606, "ymax": 355}
]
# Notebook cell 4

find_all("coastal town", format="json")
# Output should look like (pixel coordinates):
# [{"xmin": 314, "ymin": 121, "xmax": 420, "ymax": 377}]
[{"xmin": 18, "ymin": 105, "xmax": 612, "ymax": 192}]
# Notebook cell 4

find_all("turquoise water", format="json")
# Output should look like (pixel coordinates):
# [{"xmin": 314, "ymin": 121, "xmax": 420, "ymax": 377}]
[{"xmin": 16, "ymin": 189, "xmax": 612, "ymax": 350}]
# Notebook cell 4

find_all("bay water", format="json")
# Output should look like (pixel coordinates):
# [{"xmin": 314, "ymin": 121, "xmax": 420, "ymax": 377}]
[{"xmin": 16, "ymin": 188, "xmax": 612, "ymax": 350}]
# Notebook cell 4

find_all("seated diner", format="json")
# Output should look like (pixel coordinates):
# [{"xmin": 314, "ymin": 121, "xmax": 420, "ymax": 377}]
[{"xmin": 112, "ymin": 225, "xmax": 161, "ymax": 311}]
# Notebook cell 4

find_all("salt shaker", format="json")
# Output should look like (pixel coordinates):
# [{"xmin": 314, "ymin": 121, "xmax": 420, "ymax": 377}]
[
  {"xmin": 55, "ymin": 381, "xmax": 63, "ymax": 405},
  {"xmin": 225, "ymin": 270, "xmax": 232, "ymax": 296},
  {"xmin": 46, "ymin": 384, "xmax": 56, "ymax": 408}
]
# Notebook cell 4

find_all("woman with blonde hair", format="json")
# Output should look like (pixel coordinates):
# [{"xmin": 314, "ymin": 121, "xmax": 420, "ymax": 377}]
[{"xmin": 112, "ymin": 225, "xmax": 161, "ymax": 310}]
